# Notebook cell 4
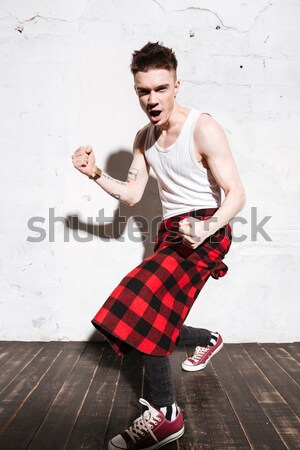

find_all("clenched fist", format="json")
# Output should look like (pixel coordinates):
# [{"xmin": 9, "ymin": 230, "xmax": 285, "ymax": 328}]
[
  {"xmin": 71, "ymin": 145, "xmax": 95, "ymax": 177},
  {"xmin": 178, "ymin": 217, "xmax": 210, "ymax": 249}
]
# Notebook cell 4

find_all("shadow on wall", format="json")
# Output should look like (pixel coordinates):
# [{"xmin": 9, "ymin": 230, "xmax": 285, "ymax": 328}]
[{"xmin": 66, "ymin": 149, "xmax": 162, "ymax": 342}]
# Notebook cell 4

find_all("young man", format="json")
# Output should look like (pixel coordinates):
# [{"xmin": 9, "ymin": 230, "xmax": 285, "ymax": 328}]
[{"xmin": 72, "ymin": 42, "xmax": 245, "ymax": 450}]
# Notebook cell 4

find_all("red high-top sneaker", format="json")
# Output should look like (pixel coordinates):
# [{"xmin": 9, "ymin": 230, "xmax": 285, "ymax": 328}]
[
  {"xmin": 108, "ymin": 398, "xmax": 184, "ymax": 449},
  {"xmin": 181, "ymin": 332, "xmax": 223, "ymax": 371}
]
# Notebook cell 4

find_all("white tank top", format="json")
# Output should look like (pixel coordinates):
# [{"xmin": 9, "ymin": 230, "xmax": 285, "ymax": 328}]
[{"xmin": 144, "ymin": 109, "xmax": 221, "ymax": 219}]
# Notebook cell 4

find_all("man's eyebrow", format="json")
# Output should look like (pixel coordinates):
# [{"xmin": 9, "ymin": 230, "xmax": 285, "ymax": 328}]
[
  {"xmin": 155, "ymin": 84, "xmax": 170, "ymax": 89},
  {"xmin": 136, "ymin": 84, "xmax": 170, "ymax": 91}
]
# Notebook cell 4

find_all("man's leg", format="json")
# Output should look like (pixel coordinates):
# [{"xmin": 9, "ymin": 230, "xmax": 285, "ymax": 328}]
[
  {"xmin": 177, "ymin": 325, "xmax": 211, "ymax": 346},
  {"xmin": 108, "ymin": 353, "xmax": 184, "ymax": 449},
  {"xmin": 142, "ymin": 353, "xmax": 178, "ymax": 420},
  {"xmin": 179, "ymin": 325, "xmax": 223, "ymax": 372}
]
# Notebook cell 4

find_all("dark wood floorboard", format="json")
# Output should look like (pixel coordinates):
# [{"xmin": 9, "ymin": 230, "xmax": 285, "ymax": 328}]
[
  {"xmin": 261, "ymin": 343, "xmax": 300, "ymax": 385},
  {"xmin": 227, "ymin": 344, "xmax": 300, "ymax": 449},
  {"xmin": 282, "ymin": 343, "xmax": 300, "ymax": 363},
  {"xmin": 212, "ymin": 345, "xmax": 288, "ymax": 450},
  {"xmin": 244, "ymin": 344, "xmax": 300, "ymax": 417},
  {"xmin": 0, "ymin": 342, "xmax": 25, "ymax": 369},
  {"xmin": 0, "ymin": 343, "xmax": 45, "ymax": 394},
  {"xmin": 0, "ymin": 341, "xmax": 66, "ymax": 434},
  {"xmin": 27, "ymin": 342, "xmax": 102, "ymax": 450},
  {"xmin": 0, "ymin": 342, "xmax": 85, "ymax": 449},
  {"xmin": 0, "ymin": 341, "xmax": 299, "ymax": 450},
  {"xmin": 186, "ymin": 346, "xmax": 251, "ymax": 450}
]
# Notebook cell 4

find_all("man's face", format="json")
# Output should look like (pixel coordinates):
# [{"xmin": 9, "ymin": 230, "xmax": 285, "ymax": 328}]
[{"xmin": 134, "ymin": 69, "xmax": 180, "ymax": 126}]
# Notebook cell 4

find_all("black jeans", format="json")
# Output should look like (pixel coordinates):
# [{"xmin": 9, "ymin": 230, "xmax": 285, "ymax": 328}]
[{"xmin": 141, "ymin": 325, "xmax": 211, "ymax": 408}]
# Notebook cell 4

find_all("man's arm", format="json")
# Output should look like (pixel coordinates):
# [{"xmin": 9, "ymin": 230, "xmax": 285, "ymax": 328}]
[
  {"xmin": 72, "ymin": 128, "xmax": 150, "ymax": 206},
  {"xmin": 179, "ymin": 114, "xmax": 246, "ymax": 246}
]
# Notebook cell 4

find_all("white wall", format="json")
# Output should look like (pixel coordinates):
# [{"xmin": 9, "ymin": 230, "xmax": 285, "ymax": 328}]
[{"xmin": 0, "ymin": 0, "xmax": 299, "ymax": 343}]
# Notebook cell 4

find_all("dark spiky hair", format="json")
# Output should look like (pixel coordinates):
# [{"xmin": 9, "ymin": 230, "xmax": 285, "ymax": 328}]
[{"xmin": 130, "ymin": 42, "xmax": 178, "ymax": 75}]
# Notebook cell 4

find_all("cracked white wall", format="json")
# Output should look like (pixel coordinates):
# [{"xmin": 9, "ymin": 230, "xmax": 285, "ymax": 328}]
[{"xmin": 0, "ymin": 0, "xmax": 299, "ymax": 342}]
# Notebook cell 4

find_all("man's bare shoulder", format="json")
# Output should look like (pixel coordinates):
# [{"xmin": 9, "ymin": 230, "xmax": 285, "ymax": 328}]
[
  {"xmin": 196, "ymin": 112, "xmax": 218, "ymax": 130},
  {"xmin": 195, "ymin": 113, "xmax": 226, "ymax": 151}
]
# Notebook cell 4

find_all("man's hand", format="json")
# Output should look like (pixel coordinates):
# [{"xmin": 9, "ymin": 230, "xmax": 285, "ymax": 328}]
[
  {"xmin": 71, "ymin": 145, "xmax": 95, "ymax": 177},
  {"xmin": 178, "ymin": 217, "xmax": 211, "ymax": 249}
]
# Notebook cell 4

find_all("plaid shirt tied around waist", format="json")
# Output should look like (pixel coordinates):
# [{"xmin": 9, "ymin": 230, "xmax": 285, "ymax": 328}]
[{"xmin": 92, "ymin": 208, "xmax": 232, "ymax": 356}]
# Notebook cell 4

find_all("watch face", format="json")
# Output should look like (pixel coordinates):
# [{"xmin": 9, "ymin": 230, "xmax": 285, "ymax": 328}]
[{"xmin": 96, "ymin": 167, "xmax": 102, "ymax": 177}]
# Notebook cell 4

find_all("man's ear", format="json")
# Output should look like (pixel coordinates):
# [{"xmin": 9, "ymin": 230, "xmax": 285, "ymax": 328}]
[
  {"xmin": 174, "ymin": 80, "xmax": 180, "ymax": 97},
  {"xmin": 134, "ymin": 84, "xmax": 138, "ymax": 95}
]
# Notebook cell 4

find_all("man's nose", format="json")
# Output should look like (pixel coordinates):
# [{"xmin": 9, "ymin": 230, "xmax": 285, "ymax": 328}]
[{"xmin": 148, "ymin": 90, "xmax": 158, "ymax": 105}]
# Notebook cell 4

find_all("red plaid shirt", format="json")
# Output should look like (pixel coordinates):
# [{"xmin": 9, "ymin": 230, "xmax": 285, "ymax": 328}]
[{"xmin": 92, "ymin": 208, "xmax": 232, "ymax": 356}]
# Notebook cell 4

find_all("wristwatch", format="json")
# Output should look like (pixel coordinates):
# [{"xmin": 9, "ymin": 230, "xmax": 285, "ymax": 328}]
[{"xmin": 89, "ymin": 165, "xmax": 102, "ymax": 180}]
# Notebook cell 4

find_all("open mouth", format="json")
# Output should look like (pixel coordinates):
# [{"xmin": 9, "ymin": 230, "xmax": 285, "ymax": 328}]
[{"xmin": 149, "ymin": 110, "xmax": 162, "ymax": 121}]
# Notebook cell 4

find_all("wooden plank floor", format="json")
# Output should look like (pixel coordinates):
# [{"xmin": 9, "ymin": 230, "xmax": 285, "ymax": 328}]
[{"xmin": 0, "ymin": 342, "xmax": 299, "ymax": 450}]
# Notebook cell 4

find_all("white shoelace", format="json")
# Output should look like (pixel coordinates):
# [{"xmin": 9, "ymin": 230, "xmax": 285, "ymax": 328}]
[
  {"xmin": 190, "ymin": 345, "xmax": 210, "ymax": 362},
  {"xmin": 125, "ymin": 398, "xmax": 161, "ymax": 444}
]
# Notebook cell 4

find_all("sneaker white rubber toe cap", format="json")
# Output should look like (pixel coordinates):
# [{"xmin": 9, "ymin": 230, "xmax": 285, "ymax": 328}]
[{"xmin": 108, "ymin": 434, "xmax": 127, "ymax": 449}]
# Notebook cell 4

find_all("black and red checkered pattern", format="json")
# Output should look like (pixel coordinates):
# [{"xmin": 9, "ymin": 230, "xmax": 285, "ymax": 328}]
[{"xmin": 92, "ymin": 208, "xmax": 232, "ymax": 356}]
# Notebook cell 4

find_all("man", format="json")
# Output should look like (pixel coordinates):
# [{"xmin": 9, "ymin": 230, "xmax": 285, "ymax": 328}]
[{"xmin": 72, "ymin": 42, "xmax": 245, "ymax": 450}]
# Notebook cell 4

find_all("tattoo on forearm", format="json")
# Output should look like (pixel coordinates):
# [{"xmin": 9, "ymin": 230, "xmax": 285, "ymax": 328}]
[
  {"xmin": 128, "ymin": 167, "xmax": 139, "ymax": 180},
  {"xmin": 110, "ymin": 193, "xmax": 121, "ymax": 200},
  {"xmin": 103, "ymin": 173, "xmax": 127, "ymax": 186},
  {"xmin": 114, "ymin": 179, "xmax": 127, "ymax": 185}
]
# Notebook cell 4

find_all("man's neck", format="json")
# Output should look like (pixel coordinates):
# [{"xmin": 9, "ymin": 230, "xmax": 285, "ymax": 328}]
[
  {"xmin": 154, "ymin": 104, "xmax": 191, "ymax": 147},
  {"xmin": 155, "ymin": 104, "xmax": 190, "ymax": 136}
]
